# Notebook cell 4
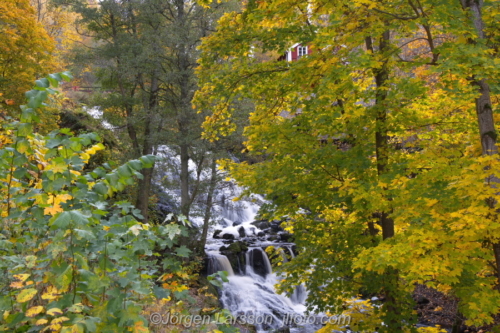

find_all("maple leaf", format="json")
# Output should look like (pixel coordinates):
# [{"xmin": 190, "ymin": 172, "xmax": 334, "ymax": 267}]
[{"xmin": 44, "ymin": 203, "xmax": 63, "ymax": 216}]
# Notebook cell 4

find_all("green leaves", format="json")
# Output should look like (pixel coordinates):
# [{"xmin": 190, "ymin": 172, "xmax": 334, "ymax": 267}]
[
  {"xmin": 163, "ymin": 223, "xmax": 182, "ymax": 240},
  {"xmin": 0, "ymin": 74, "xmax": 187, "ymax": 332},
  {"xmin": 175, "ymin": 246, "xmax": 191, "ymax": 258},
  {"xmin": 139, "ymin": 155, "xmax": 155, "ymax": 168},
  {"xmin": 49, "ymin": 211, "xmax": 90, "ymax": 229},
  {"xmin": 207, "ymin": 271, "xmax": 229, "ymax": 288}
]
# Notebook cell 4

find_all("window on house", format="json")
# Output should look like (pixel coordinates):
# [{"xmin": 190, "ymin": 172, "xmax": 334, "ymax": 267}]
[{"xmin": 298, "ymin": 46, "xmax": 308, "ymax": 58}]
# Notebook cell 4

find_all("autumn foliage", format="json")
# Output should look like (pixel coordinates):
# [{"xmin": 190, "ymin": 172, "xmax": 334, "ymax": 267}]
[{"xmin": 195, "ymin": 0, "xmax": 500, "ymax": 330}]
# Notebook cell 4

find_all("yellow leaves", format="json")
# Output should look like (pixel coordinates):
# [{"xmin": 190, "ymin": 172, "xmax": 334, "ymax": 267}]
[
  {"xmin": 51, "ymin": 316, "xmax": 70, "ymax": 324},
  {"xmin": 45, "ymin": 160, "xmax": 68, "ymax": 173},
  {"xmin": 41, "ymin": 323, "xmax": 62, "ymax": 332},
  {"xmin": 417, "ymin": 325, "xmax": 447, "ymax": 333},
  {"xmin": 46, "ymin": 308, "xmax": 64, "ymax": 316},
  {"xmin": 42, "ymin": 286, "xmax": 60, "ymax": 300},
  {"xmin": 13, "ymin": 273, "xmax": 30, "ymax": 283},
  {"xmin": 0, "ymin": 0, "xmax": 56, "ymax": 105},
  {"xmin": 161, "ymin": 281, "xmax": 189, "ymax": 293},
  {"xmin": 26, "ymin": 306, "xmax": 45, "ymax": 317},
  {"xmin": 128, "ymin": 320, "xmax": 150, "ymax": 333},
  {"xmin": 35, "ymin": 318, "xmax": 49, "ymax": 325},
  {"xmin": 353, "ymin": 0, "xmax": 378, "ymax": 9},
  {"xmin": 81, "ymin": 143, "xmax": 105, "ymax": 163},
  {"xmin": 425, "ymin": 199, "xmax": 438, "ymax": 207},
  {"xmin": 16, "ymin": 288, "xmax": 38, "ymax": 303}
]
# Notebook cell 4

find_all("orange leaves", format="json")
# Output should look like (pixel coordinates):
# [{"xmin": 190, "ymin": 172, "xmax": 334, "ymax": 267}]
[
  {"xmin": 129, "ymin": 320, "xmax": 149, "ymax": 333},
  {"xmin": 43, "ymin": 194, "xmax": 72, "ymax": 216}
]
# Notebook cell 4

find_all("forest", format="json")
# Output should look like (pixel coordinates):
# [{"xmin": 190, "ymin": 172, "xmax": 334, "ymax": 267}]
[{"xmin": 1, "ymin": 0, "xmax": 500, "ymax": 332}]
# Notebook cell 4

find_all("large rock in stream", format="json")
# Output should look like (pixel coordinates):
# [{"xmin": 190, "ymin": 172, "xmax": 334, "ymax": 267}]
[{"xmin": 220, "ymin": 241, "xmax": 248, "ymax": 275}]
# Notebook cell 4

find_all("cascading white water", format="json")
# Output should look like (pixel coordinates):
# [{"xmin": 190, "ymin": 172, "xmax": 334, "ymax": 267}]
[
  {"xmin": 203, "ymin": 193, "xmax": 326, "ymax": 332},
  {"xmin": 211, "ymin": 245, "xmax": 321, "ymax": 333},
  {"xmin": 207, "ymin": 254, "xmax": 235, "ymax": 276},
  {"xmin": 246, "ymin": 247, "xmax": 273, "ymax": 278},
  {"xmin": 153, "ymin": 147, "xmax": 321, "ymax": 331}
]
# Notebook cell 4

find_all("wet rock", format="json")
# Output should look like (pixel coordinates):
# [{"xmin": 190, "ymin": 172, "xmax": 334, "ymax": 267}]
[
  {"xmin": 220, "ymin": 241, "xmax": 248, "ymax": 275},
  {"xmin": 279, "ymin": 233, "xmax": 293, "ymax": 242},
  {"xmin": 257, "ymin": 231, "xmax": 265, "ymax": 237},
  {"xmin": 227, "ymin": 241, "xmax": 248, "ymax": 254},
  {"xmin": 238, "ymin": 226, "xmax": 246, "ymax": 237},
  {"xmin": 247, "ymin": 248, "xmax": 271, "ymax": 277},
  {"xmin": 270, "ymin": 221, "xmax": 284, "ymax": 232},
  {"xmin": 274, "ymin": 328, "xmax": 290, "ymax": 333},
  {"xmin": 199, "ymin": 257, "xmax": 210, "ymax": 276},
  {"xmin": 222, "ymin": 233, "xmax": 235, "ymax": 240},
  {"xmin": 213, "ymin": 230, "xmax": 222, "ymax": 239},
  {"xmin": 252, "ymin": 221, "xmax": 271, "ymax": 230},
  {"xmin": 219, "ymin": 246, "xmax": 228, "ymax": 251},
  {"xmin": 233, "ymin": 221, "xmax": 242, "ymax": 227}
]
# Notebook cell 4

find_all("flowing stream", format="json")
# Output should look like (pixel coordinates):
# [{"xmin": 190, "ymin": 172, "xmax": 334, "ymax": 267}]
[
  {"xmin": 153, "ymin": 148, "xmax": 325, "ymax": 332},
  {"xmin": 204, "ymin": 194, "xmax": 323, "ymax": 333}
]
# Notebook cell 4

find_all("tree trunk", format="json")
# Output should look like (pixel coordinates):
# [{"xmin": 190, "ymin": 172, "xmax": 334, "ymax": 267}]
[
  {"xmin": 180, "ymin": 143, "xmax": 190, "ymax": 218},
  {"xmin": 367, "ymin": 31, "xmax": 402, "ymax": 331},
  {"xmin": 460, "ymin": 0, "xmax": 500, "ymax": 286},
  {"xmin": 198, "ymin": 158, "xmax": 217, "ymax": 255},
  {"xmin": 372, "ymin": 31, "xmax": 394, "ymax": 240},
  {"xmin": 135, "ymin": 67, "xmax": 159, "ymax": 222}
]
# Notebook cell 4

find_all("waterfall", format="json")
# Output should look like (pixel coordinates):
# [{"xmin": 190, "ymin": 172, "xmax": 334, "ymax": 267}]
[
  {"xmin": 208, "ymin": 254, "xmax": 235, "ymax": 276},
  {"xmin": 291, "ymin": 283, "xmax": 307, "ymax": 305},
  {"xmin": 246, "ymin": 247, "xmax": 273, "ymax": 278},
  {"xmin": 154, "ymin": 146, "xmax": 320, "ymax": 331},
  {"xmin": 287, "ymin": 245, "xmax": 295, "ymax": 259},
  {"xmin": 206, "ymin": 246, "xmax": 321, "ymax": 332}
]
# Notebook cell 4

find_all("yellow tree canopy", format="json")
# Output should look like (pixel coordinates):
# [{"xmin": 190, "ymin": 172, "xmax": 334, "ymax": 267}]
[{"xmin": 0, "ymin": 0, "xmax": 56, "ymax": 108}]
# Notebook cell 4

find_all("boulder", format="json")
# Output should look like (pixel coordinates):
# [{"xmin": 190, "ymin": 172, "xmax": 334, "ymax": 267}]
[
  {"xmin": 213, "ymin": 230, "xmax": 222, "ymax": 239},
  {"xmin": 227, "ymin": 241, "xmax": 248, "ymax": 254},
  {"xmin": 279, "ymin": 233, "xmax": 293, "ymax": 242},
  {"xmin": 222, "ymin": 233, "xmax": 235, "ymax": 240},
  {"xmin": 247, "ymin": 248, "xmax": 271, "ymax": 277},
  {"xmin": 252, "ymin": 221, "xmax": 271, "ymax": 230},
  {"xmin": 270, "ymin": 221, "xmax": 284, "ymax": 232},
  {"xmin": 238, "ymin": 226, "xmax": 246, "ymax": 237},
  {"xmin": 221, "ymin": 241, "xmax": 248, "ymax": 275}
]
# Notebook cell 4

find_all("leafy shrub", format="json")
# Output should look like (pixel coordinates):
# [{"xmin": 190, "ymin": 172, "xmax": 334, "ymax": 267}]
[{"xmin": 0, "ymin": 73, "xmax": 192, "ymax": 332}]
